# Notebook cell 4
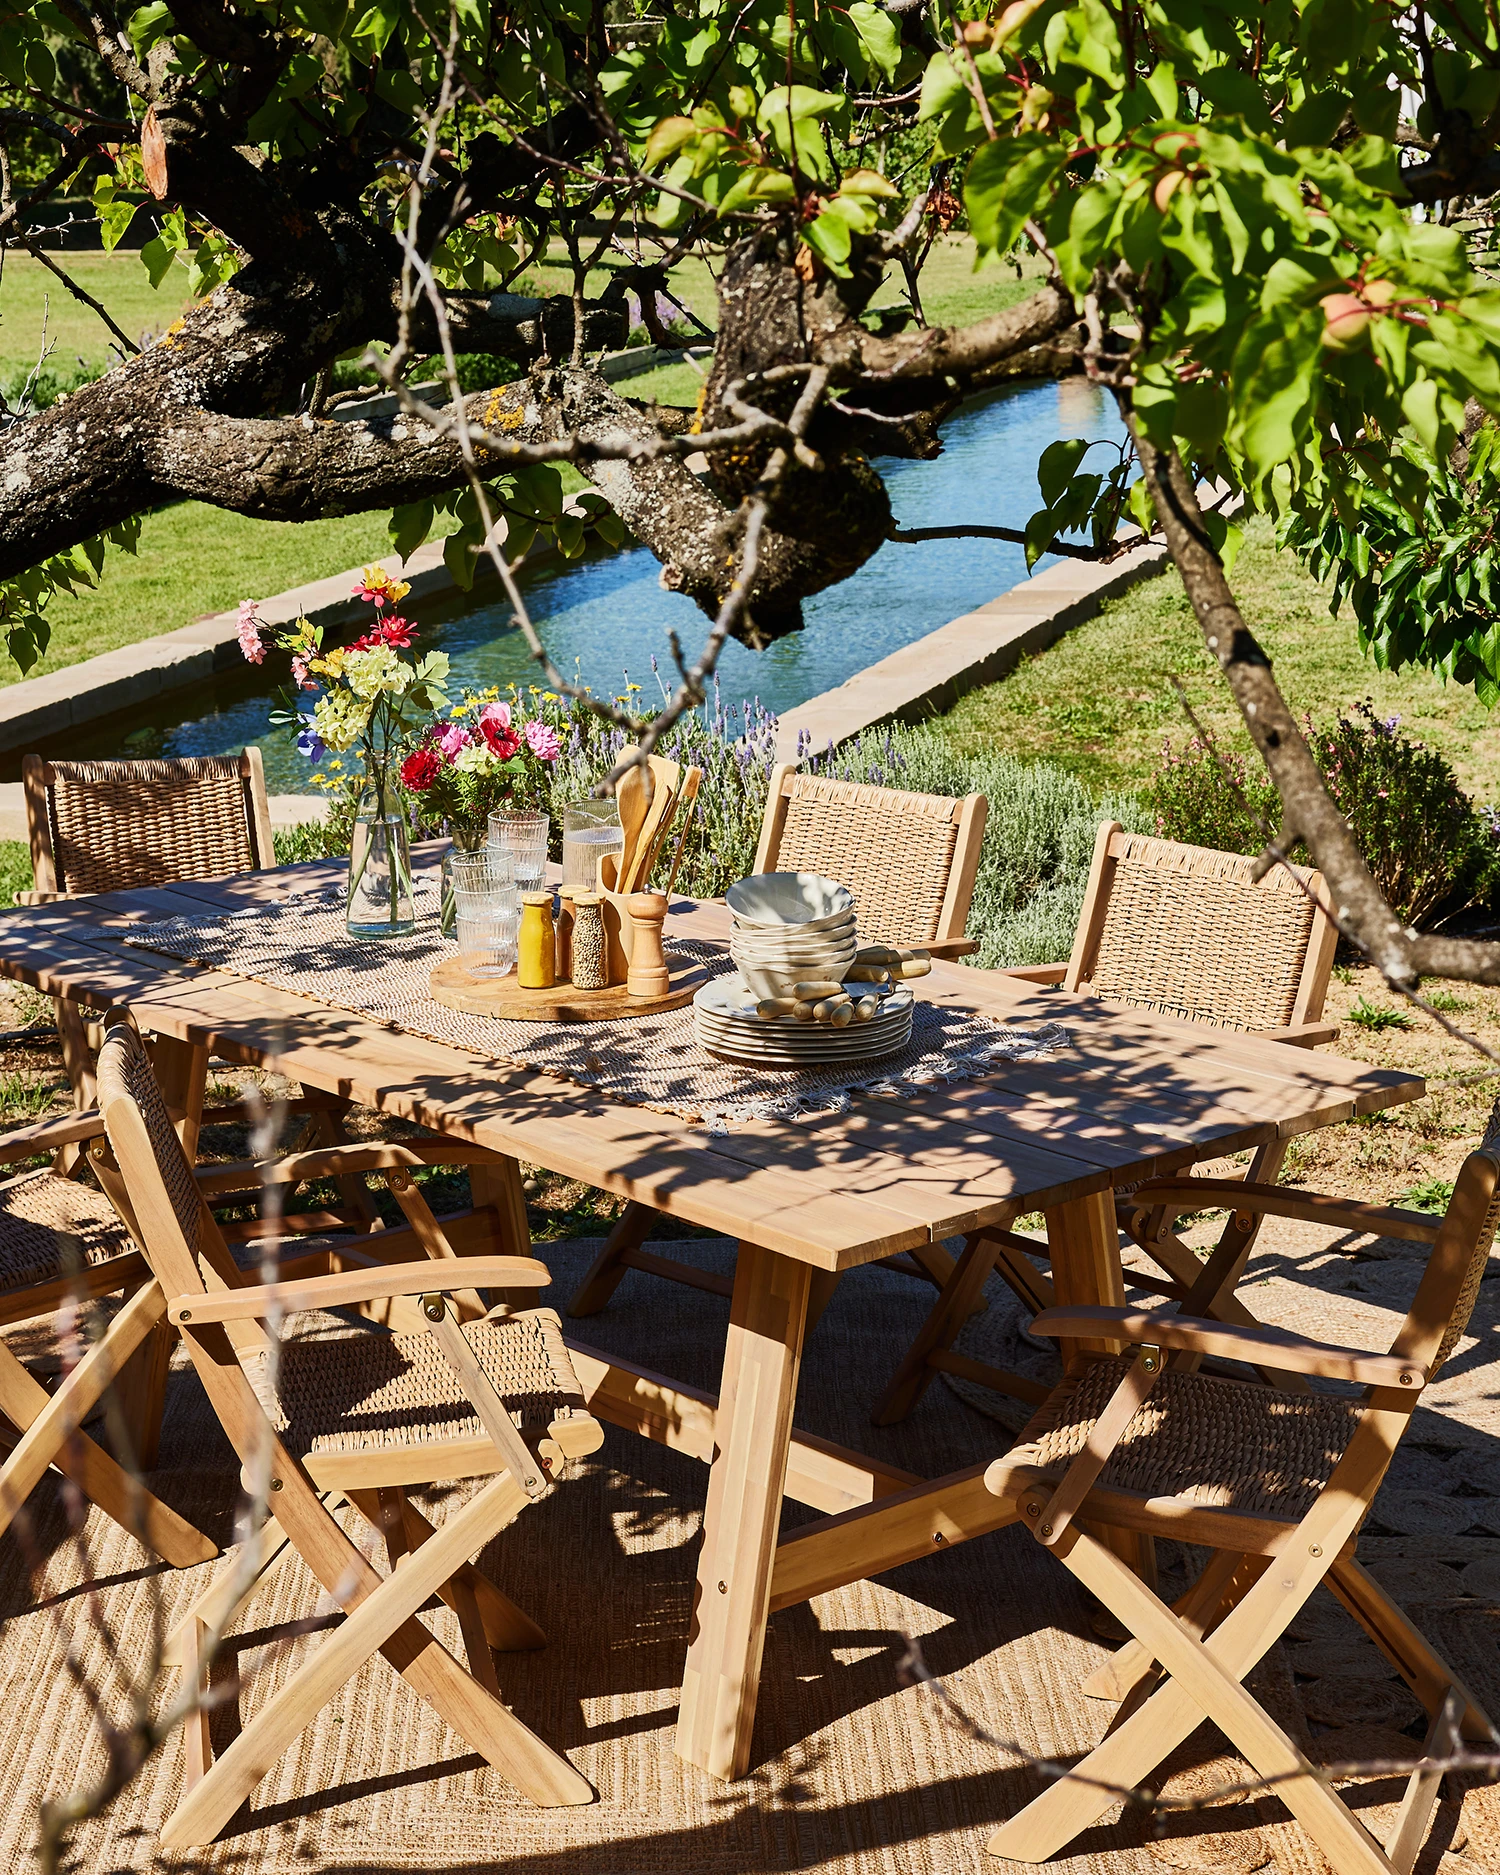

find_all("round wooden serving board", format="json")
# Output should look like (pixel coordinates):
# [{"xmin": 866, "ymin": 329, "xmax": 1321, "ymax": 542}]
[{"xmin": 429, "ymin": 951, "xmax": 710, "ymax": 1022}]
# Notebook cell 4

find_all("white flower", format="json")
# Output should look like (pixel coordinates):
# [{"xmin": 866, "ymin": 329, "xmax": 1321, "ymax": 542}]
[
  {"xmin": 344, "ymin": 643, "xmax": 412, "ymax": 700},
  {"xmin": 312, "ymin": 690, "xmax": 372, "ymax": 753}
]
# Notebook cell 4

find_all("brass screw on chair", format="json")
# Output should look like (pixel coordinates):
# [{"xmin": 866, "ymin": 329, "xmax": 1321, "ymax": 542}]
[{"xmin": 422, "ymin": 1293, "xmax": 445, "ymax": 1322}]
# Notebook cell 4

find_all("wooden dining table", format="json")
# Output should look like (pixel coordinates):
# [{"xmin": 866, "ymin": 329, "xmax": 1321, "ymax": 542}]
[{"xmin": 0, "ymin": 852, "xmax": 1423, "ymax": 1785}]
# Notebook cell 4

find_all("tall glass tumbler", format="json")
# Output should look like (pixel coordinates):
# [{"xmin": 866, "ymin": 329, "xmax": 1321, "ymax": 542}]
[
  {"xmin": 450, "ymin": 846, "xmax": 518, "ymax": 977},
  {"xmin": 488, "ymin": 809, "xmax": 550, "ymax": 902},
  {"xmin": 562, "ymin": 798, "xmax": 625, "ymax": 892}
]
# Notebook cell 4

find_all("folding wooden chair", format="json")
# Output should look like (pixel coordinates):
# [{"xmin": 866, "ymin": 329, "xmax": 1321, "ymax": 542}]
[
  {"xmin": 568, "ymin": 763, "xmax": 989, "ymax": 1320},
  {"xmin": 0, "ymin": 1106, "xmax": 216, "ymax": 1567},
  {"xmin": 979, "ymin": 1115, "xmax": 1500, "ymax": 1873},
  {"xmin": 95, "ymin": 1007, "xmax": 601, "ymax": 1846},
  {"xmin": 873, "ymin": 821, "xmax": 1341, "ymax": 1424}
]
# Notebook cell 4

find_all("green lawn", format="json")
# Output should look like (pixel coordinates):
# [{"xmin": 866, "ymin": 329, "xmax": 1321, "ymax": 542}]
[
  {"xmin": 0, "ymin": 249, "xmax": 194, "ymax": 379},
  {"xmin": 932, "ymin": 516, "xmax": 1500, "ymax": 804},
  {"xmin": 17, "ymin": 503, "xmax": 462, "ymax": 688}
]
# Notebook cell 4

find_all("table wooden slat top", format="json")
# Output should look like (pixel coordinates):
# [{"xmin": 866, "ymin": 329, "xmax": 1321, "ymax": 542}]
[{"xmin": 0, "ymin": 860, "xmax": 1422, "ymax": 1270}]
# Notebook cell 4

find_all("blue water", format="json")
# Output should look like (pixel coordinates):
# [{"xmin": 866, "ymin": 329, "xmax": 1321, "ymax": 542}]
[{"xmin": 66, "ymin": 376, "xmax": 1124, "ymax": 792}]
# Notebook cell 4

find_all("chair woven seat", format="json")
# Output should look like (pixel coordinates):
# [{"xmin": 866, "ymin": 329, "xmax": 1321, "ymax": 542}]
[
  {"xmin": 250, "ymin": 1305, "xmax": 592, "ymax": 1458},
  {"xmin": 0, "ymin": 1167, "xmax": 136, "ymax": 1291},
  {"xmin": 991, "ymin": 1354, "xmax": 1365, "ymax": 1524}
]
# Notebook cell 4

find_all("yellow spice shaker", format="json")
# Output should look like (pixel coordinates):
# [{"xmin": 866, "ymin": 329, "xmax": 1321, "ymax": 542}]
[{"xmin": 518, "ymin": 891, "xmax": 557, "ymax": 989}]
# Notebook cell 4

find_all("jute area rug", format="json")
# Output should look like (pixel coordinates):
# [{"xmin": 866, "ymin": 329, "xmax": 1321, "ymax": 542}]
[{"xmin": 2, "ymin": 1228, "xmax": 1498, "ymax": 1875}]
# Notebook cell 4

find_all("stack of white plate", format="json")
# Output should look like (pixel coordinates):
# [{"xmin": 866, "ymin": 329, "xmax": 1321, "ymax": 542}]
[
  {"xmin": 695, "ymin": 974, "xmax": 914, "ymax": 1065},
  {"xmin": 726, "ymin": 872, "xmax": 858, "ymax": 1001}
]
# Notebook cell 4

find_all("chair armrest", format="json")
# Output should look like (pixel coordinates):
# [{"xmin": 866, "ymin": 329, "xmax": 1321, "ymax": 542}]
[
  {"xmin": 926, "ymin": 937, "xmax": 980, "ymax": 960},
  {"xmin": 1121, "ymin": 1177, "xmax": 1441, "ymax": 1245},
  {"xmin": 996, "ymin": 963, "xmax": 1067, "ymax": 985},
  {"xmin": 12, "ymin": 890, "xmax": 65, "ymax": 907},
  {"xmin": 169, "ymin": 1255, "xmax": 549, "ymax": 1323},
  {"xmin": 195, "ymin": 1138, "xmax": 510, "ymax": 1197},
  {"xmin": 0, "ymin": 1109, "xmax": 107, "ymax": 1161},
  {"xmin": 1253, "ymin": 1021, "xmax": 1339, "ymax": 1048},
  {"xmin": 1028, "ymin": 1304, "xmax": 1427, "ymax": 1389}
]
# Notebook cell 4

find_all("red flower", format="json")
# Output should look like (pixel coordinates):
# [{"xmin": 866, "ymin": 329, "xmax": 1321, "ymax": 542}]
[
  {"xmin": 478, "ymin": 716, "xmax": 521, "ymax": 760},
  {"xmin": 377, "ymin": 615, "xmax": 415, "ymax": 648},
  {"xmin": 400, "ymin": 745, "xmax": 442, "ymax": 791}
]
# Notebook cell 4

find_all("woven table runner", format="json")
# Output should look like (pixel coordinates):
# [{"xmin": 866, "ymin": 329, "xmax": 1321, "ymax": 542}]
[{"xmin": 121, "ymin": 882, "xmax": 1072, "ymax": 1128}]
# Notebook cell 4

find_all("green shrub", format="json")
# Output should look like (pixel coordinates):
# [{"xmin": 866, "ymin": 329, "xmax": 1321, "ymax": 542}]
[
  {"xmin": 800, "ymin": 723, "xmax": 1147, "ymax": 966},
  {"xmin": 1144, "ymin": 702, "xmax": 1500, "ymax": 927},
  {"xmin": 1309, "ymin": 703, "xmax": 1500, "ymax": 927}
]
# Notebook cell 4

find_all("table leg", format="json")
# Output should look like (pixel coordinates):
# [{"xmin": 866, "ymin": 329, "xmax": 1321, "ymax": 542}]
[
  {"xmin": 1044, "ymin": 1191, "xmax": 1155, "ymax": 1586},
  {"xmin": 147, "ymin": 1031, "xmax": 209, "ymax": 1160},
  {"xmin": 677, "ymin": 1239, "xmax": 811, "ymax": 1780}
]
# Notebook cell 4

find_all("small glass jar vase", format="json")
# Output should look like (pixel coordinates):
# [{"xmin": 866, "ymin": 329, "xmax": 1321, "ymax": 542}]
[
  {"xmin": 439, "ymin": 821, "xmax": 489, "ymax": 938},
  {"xmin": 347, "ymin": 780, "xmax": 415, "ymax": 938}
]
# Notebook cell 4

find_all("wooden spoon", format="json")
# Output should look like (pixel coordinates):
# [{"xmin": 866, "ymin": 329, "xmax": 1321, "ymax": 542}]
[{"xmin": 613, "ymin": 744, "xmax": 651, "ymax": 889}]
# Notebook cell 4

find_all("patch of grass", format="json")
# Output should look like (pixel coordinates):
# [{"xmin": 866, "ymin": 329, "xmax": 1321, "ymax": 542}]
[
  {"xmin": 1401, "ymin": 1176, "xmax": 1456, "ymax": 1213},
  {"xmin": 1345, "ymin": 997, "xmax": 1416, "ymax": 1033},
  {"xmin": 0, "ymin": 841, "xmax": 32, "ymax": 902},
  {"xmin": 0, "ymin": 1069, "xmax": 59, "ymax": 1120},
  {"xmin": 1421, "ymin": 987, "xmax": 1471, "ymax": 1013},
  {"xmin": 14, "ymin": 502, "xmax": 464, "ymax": 687},
  {"xmin": 932, "ymin": 517, "xmax": 1500, "ymax": 805},
  {"xmin": 0, "ymin": 249, "xmax": 192, "ymax": 376}
]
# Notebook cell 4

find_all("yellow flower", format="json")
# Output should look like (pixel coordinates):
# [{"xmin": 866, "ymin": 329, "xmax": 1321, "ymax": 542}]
[{"xmin": 355, "ymin": 564, "xmax": 411, "ymax": 606}]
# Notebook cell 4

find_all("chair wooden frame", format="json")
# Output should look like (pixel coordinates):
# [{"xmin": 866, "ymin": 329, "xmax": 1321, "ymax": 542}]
[
  {"xmin": 567, "ymin": 762, "xmax": 989, "ymax": 1321},
  {"xmin": 96, "ymin": 1008, "xmax": 601, "ymax": 1846},
  {"xmin": 875, "ymin": 821, "xmax": 1343, "ymax": 1423},
  {"xmin": 978, "ymin": 1144, "xmax": 1500, "ymax": 1874}
]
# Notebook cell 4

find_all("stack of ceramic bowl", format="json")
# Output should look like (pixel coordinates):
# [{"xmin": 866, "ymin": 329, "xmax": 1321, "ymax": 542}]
[
  {"xmin": 725, "ymin": 872, "xmax": 857, "ymax": 1002},
  {"xmin": 695, "ymin": 974, "xmax": 914, "ymax": 1065}
]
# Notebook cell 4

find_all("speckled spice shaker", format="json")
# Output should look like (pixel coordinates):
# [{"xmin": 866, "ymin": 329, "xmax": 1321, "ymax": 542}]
[{"xmin": 569, "ymin": 893, "xmax": 607, "ymax": 990}]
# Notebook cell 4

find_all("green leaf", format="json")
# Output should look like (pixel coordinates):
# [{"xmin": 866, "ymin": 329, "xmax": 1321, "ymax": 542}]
[
  {"xmin": 1402, "ymin": 377, "xmax": 1441, "ymax": 452},
  {"xmin": 918, "ymin": 52, "xmax": 967, "ymax": 123},
  {"xmin": 1037, "ymin": 437, "xmax": 1090, "ymax": 507},
  {"xmin": 388, "ymin": 499, "xmax": 434, "ymax": 563},
  {"xmin": 97, "ymin": 198, "xmax": 139, "ymax": 252},
  {"xmin": 139, "ymin": 233, "xmax": 176, "ymax": 289},
  {"xmin": 803, "ymin": 208, "xmax": 853, "ymax": 274},
  {"xmin": 645, "ymin": 116, "xmax": 698, "ymax": 167},
  {"xmin": 444, "ymin": 528, "xmax": 477, "ymax": 592},
  {"xmin": 1144, "ymin": 62, "xmax": 1178, "ymax": 119},
  {"xmin": 964, "ymin": 136, "xmax": 1064, "ymax": 258},
  {"xmin": 848, "ymin": 1, "xmax": 901, "ymax": 82}
]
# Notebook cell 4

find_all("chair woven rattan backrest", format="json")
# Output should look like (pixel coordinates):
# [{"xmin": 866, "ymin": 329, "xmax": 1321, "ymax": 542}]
[
  {"xmin": 23, "ymin": 750, "xmax": 274, "ymax": 898},
  {"xmin": 1065, "ymin": 822, "xmax": 1338, "ymax": 1032},
  {"xmin": 753, "ymin": 763, "xmax": 987, "ymax": 950}
]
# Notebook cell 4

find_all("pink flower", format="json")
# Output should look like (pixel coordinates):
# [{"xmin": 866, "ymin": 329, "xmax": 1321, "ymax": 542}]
[
  {"xmin": 290, "ymin": 654, "xmax": 316, "ymax": 692},
  {"xmin": 437, "ymin": 722, "xmax": 471, "ymax": 758},
  {"xmin": 523, "ymin": 719, "xmax": 561, "ymax": 762},
  {"xmin": 237, "ymin": 599, "xmax": 266, "ymax": 665},
  {"xmin": 477, "ymin": 700, "xmax": 511, "ymax": 733}
]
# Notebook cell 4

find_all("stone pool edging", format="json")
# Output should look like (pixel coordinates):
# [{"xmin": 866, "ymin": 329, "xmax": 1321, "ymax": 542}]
[
  {"xmin": 770, "ymin": 533, "xmax": 1167, "ymax": 759},
  {"xmin": 0, "ymin": 516, "xmax": 1172, "ymax": 840}
]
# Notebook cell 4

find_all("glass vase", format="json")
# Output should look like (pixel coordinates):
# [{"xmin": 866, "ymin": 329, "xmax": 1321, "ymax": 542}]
[
  {"xmin": 439, "ymin": 822, "xmax": 489, "ymax": 938},
  {"xmin": 347, "ymin": 781, "xmax": 415, "ymax": 937}
]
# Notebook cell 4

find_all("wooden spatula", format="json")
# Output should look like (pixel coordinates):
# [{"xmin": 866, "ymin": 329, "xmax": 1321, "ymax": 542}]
[{"xmin": 621, "ymin": 759, "xmax": 679, "ymax": 893}]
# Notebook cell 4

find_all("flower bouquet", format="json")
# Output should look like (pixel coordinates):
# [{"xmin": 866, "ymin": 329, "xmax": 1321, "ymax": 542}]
[
  {"xmin": 399, "ymin": 687, "xmax": 562, "ymax": 932},
  {"xmin": 241, "ymin": 565, "xmax": 450, "ymax": 936}
]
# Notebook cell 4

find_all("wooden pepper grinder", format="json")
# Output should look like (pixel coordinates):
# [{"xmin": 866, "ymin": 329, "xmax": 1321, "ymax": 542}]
[{"xmin": 625, "ymin": 892, "xmax": 670, "ymax": 998}]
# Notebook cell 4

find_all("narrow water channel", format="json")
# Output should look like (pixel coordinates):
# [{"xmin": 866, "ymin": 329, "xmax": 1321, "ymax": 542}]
[{"xmin": 67, "ymin": 376, "xmax": 1125, "ymax": 793}]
